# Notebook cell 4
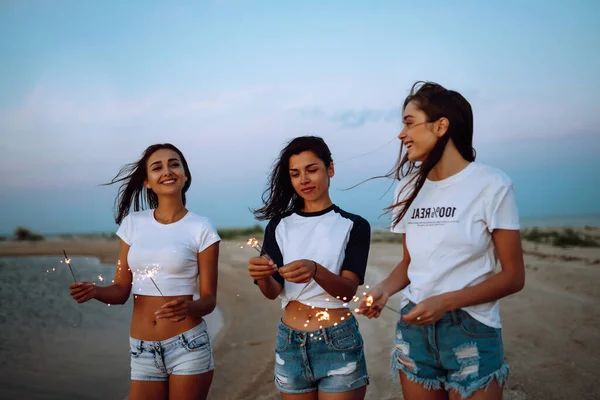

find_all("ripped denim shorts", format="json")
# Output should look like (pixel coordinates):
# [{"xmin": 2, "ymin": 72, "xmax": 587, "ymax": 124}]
[
  {"xmin": 129, "ymin": 320, "xmax": 213, "ymax": 381},
  {"xmin": 274, "ymin": 315, "xmax": 369, "ymax": 394},
  {"xmin": 391, "ymin": 302, "xmax": 509, "ymax": 399}
]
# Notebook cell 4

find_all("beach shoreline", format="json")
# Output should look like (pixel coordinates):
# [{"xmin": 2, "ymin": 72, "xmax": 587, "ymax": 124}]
[{"xmin": 1, "ymin": 229, "xmax": 600, "ymax": 399}]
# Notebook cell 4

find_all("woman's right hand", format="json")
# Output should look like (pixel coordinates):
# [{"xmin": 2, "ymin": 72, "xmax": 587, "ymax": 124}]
[
  {"xmin": 69, "ymin": 282, "xmax": 97, "ymax": 304},
  {"xmin": 248, "ymin": 256, "xmax": 278, "ymax": 281},
  {"xmin": 357, "ymin": 284, "xmax": 390, "ymax": 319}
]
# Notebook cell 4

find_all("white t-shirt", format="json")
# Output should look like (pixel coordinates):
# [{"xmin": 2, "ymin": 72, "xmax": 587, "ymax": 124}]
[
  {"xmin": 391, "ymin": 162, "xmax": 520, "ymax": 328},
  {"xmin": 116, "ymin": 209, "xmax": 220, "ymax": 298},
  {"xmin": 259, "ymin": 205, "xmax": 371, "ymax": 310}
]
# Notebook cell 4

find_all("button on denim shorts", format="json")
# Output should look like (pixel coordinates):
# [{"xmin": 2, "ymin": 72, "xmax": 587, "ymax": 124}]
[
  {"xmin": 129, "ymin": 320, "xmax": 213, "ymax": 381},
  {"xmin": 274, "ymin": 314, "xmax": 369, "ymax": 394}
]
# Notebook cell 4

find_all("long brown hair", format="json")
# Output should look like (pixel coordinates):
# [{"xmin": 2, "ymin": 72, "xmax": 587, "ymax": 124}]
[
  {"xmin": 386, "ymin": 81, "xmax": 476, "ymax": 228},
  {"xmin": 104, "ymin": 143, "xmax": 192, "ymax": 225},
  {"xmin": 253, "ymin": 136, "xmax": 333, "ymax": 221}
]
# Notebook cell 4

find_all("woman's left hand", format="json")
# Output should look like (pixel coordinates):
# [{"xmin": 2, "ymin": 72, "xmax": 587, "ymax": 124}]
[
  {"xmin": 155, "ymin": 298, "xmax": 190, "ymax": 322},
  {"xmin": 279, "ymin": 259, "xmax": 317, "ymax": 283},
  {"xmin": 402, "ymin": 295, "xmax": 449, "ymax": 325}
]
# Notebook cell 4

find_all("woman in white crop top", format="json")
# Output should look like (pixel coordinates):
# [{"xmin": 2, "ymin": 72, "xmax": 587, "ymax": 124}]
[
  {"xmin": 359, "ymin": 82, "xmax": 525, "ymax": 400},
  {"xmin": 358, "ymin": 82, "xmax": 525, "ymax": 400},
  {"xmin": 248, "ymin": 136, "xmax": 371, "ymax": 399},
  {"xmin": 69, "ymin": 143, "xmax": 220, "ymax": 400}
]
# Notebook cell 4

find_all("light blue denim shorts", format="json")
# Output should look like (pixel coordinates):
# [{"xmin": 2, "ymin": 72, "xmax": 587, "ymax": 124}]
[
  {"xmin": 129, "ymin": 320, "xmax": 214, "ymax": 381},
  {"xmin": 392, "ymin": 302, "xmax": 509, "ymax": 399},
  {"xmin": 274, "ymin": 315, "xmax": 369, "ymax": 394}
]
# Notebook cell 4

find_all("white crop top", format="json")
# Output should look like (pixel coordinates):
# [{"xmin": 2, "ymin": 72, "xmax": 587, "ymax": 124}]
[
  {"xmin": 116, "ymin": 209, "xmax": 220, "ymax": 297},
  {"xmin": 259, "ymin": 204, "xmax": 371, "ymax": 310}
]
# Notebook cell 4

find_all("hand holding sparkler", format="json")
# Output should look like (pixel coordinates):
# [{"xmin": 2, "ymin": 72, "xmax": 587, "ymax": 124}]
[
  {"xmin": 62, "ymin": 250, "xmax": 78, "ymax": 282},
  {"xmin": 155, "ymin": 298, "xmax": 191, "ymax": 322},
  {"xmin": 69, "ymin": 282, "xmax": 97, "ymax": 304},
  {"xmin": 356, "ymin": 286, "xmax": 399, "ymax": 318},
  {"xmin": 247, "ymin": 237, "xmax": 279, "ymax": 281}
]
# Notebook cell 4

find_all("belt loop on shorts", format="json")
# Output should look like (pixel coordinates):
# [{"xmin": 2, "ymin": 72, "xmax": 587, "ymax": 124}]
[
  {"xmin": 450, "ymin": 310, "xmax": 460, "ymax": 326},
  {"xmin": 138, "ymin": 340, "xmax": 144, "ymax": 351},
  {"xmin": 321, "ymin": 326, "xmax": 330, "ymax": 344},
  {"xmin": 287, "ymin": 326, "xmax": 293, "ymax": 345}
]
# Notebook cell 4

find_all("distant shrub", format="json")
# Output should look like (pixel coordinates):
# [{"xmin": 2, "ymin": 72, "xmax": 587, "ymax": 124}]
[
  {"xmin": 14, "ymin": 227, "xmax": 45, "ymax": 241},
  {"xmin": 0, "ymin": 236, "xmax": 6, "ymax": 241},
  {"xmin": 217, "ymin": 224, "xmax": 264, "ymax": 240},
  {"xmin": 59, "ymin": 234, "xmax": 74, "ymax": 240},
  {"xmin": 523, "ymin": 228, "xmax": 599, "ymax": 248},
  {"xmin": 371, "ymin": 231, "xmax": 404, "ymax": 243}
]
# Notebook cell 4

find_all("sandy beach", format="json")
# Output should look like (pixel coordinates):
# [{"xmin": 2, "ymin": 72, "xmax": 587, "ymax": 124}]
[{"xmin": 1, "ymin": 227, "xmax": 599, "ymax": 400}]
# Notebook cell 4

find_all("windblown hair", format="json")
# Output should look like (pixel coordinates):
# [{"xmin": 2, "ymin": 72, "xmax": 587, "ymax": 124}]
[
  {"xmin": 253, "ymin": 136, "xmax": 333, "ymax": 221},
  {"xmin": 104, "ymin": 143, "xmax": 192, "ymax": 225},
  {"xmin": 387, "ymin": 81, "xmax": 475, "ymax": 228}
]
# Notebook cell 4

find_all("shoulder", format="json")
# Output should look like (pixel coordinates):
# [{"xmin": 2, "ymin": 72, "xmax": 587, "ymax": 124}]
[
  {"xmin": 333, "ymin": 206, "xmax": 370, "ymax": 230},
  {"xmin": 266, "ymin": 211, "xmax": 294, "ymax": 231},
  {"xmin": 121, "ymin": 209, "xmax": 152, "ymax": 225},
  {"xmin": 472, "ymin": 163, "xmax": 514, "ymax": 188},
  {"xmin": 185, "ymin": 211, "xmax": 217, "ymax": 230}
]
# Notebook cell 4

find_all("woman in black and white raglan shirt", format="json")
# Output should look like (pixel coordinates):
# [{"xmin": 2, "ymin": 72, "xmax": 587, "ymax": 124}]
[
  {"xmin": 248, "ymin": 136, "xmax": 371, "ymax": 399},
  {"xmin": 69, "ymin": 143, "xmax": 220, "ymax": 400},
  {"xmin": 358, "ymin": 82, "xmax": 525, "ymax": 400}
]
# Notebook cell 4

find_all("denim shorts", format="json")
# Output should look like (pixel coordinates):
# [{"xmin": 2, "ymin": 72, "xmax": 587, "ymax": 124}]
[
  {"xmin": 129, "ymin": 320, "xmax": 214, "ymax": 381},
  {"xmin": 391, "ymin": 302, "xmax": 509, "ymax": 399},
  {"xmin": 274, "ymin": 314, "xmax": 369, "ymax": 394}
]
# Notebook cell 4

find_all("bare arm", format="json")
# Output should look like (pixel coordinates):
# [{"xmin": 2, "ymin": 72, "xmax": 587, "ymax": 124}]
[
  {"xmin": 257, "ymin": 274, "xmax": 283, "ymax": 300},
  {"xmin": 313, "ymin": 264, "xmax": 360, "ymax": 301},
  {"xmin": 93, "ymin": 239, "xmax": 133, "ymax": 305},
  {"xmin": 403, "ymin": 229, "xmax": 525, "ymax": 324},
  {"xmin": 188, "ymin": 241, "xmax": 219, "ymax": 318},
  {"xmin": 71, "ymin": 239, "xmax": 133, "ymax": 305},
  {"xmin": 377, "ymin": 235, "xmax": 411, "ymax": 297},
  {"xmin": 442, "ymin": 229, "xmax": 525, "ymax": 310},
  {"xmin": 249, "ymin": 256, "xmax": 283, "ymax": 300}
]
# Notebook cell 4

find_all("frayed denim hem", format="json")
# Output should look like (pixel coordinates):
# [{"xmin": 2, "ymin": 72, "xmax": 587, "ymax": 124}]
[
  {"xmin": 445, "ymin": 363, "xmax": 510, "ymax": 399},
  {"xmin": 390, "ymin": 353, "xmax": 445, "ymax": 391}
]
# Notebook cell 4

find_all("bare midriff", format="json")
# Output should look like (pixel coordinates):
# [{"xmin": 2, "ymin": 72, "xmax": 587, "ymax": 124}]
[
  {"xmin": 130, "ymin": 294, "xmax": 203, "ymax": 341},
  {"xmin": 282, "ymin": 300, "xmax": 354, "ymax": 331}
]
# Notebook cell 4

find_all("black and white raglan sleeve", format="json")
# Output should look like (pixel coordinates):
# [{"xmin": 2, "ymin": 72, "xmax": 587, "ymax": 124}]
[
  {"xmin": 340, "ymin": 216, "xmax": 371, "ymax": 285},
  {"xmin": 254, "ymin": 217, "xmax": 284, "ymax": 286}
]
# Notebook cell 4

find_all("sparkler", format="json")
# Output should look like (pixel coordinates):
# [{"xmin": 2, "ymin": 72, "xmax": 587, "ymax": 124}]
[
  {"xmin": 62, "ymin": 250, "xmax": 78, "ymax": 282},
  {"xmin": 136, "ymin": 266, "xmax": 167, "ymax": 302},
  {"xmin": 246, "ymin": 237, "xmax": 274, "ymax": 262}
]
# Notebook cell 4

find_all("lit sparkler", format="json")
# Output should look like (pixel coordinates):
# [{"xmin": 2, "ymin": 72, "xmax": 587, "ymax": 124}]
[
  {"xmin": 62, "ymin": 250, "xmax": 78, "ymax": 282},
  {"xmin": 246, "ymin": 237, "xmax": 274, "ymax": 261},
  {"xmin": 135, "ymin": 266, "xmax": 167, "ymax": 302}
]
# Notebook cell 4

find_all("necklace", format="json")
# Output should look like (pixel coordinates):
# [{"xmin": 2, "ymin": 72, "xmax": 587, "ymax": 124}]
[{"xmin": 155, "ymin": 207, "xmax": 186, "ymax": 223}]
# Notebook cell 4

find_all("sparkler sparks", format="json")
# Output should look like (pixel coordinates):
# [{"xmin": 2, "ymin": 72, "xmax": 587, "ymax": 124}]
[
  {"xmin": 62, "ymin": 250, "xmax": 77, "ymax": 282},
  {"xmin": 134, "ymin": 266, "xmax": 167, "ymax": 302}
]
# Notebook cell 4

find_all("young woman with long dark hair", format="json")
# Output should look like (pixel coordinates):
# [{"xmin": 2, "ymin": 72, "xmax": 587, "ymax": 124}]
[
  {"xmin": 248, "ymin": 136, "xmax": 371, "ymax": 400},
  {"xmin": 358, "ymin": 82, "xmax": 525, "ymax": 400},
  {"xmin": 69, "ymin": 143, "xmax": 220, "ymax": 400}
]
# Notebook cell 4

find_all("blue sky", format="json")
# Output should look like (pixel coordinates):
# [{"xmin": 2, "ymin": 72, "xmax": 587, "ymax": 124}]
[{"xmin": 1, "ymin": 0, "xmax": 599, "ymax": 235}]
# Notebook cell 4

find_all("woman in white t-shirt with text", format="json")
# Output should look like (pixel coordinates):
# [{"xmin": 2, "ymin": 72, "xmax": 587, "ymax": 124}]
[
  {"xmin": 69, "ymin": 143, "xmax": 220, "ymax": 400},
  {"xmin": 358, "ymin": 82, "xmax": 525, "ymax": 400}
]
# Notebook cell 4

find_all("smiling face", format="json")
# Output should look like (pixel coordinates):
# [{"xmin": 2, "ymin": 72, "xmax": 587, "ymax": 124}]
[
  {"xmin": 144, "ymin": 148, "xmax": 188, "ymax": 197},
  {"xmin": 399, "ymin": 100, "xmax": 449, "ymax": 162},
  {"xmin": 288, "ymin": 150, "xmax": 334, "ymax": 203}
]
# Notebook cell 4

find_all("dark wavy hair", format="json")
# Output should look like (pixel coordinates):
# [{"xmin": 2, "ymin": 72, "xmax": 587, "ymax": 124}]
[
  {"xmin": 386, "ymin": 81, "xmax": 475, "ymax": 228},
  {"xmin": 253, "ymin": 136, "xmax": 333, "ymax": 221},
  {"xmin": 104, "ymin": 143, "xmax": 192, "ymax": 225}
]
